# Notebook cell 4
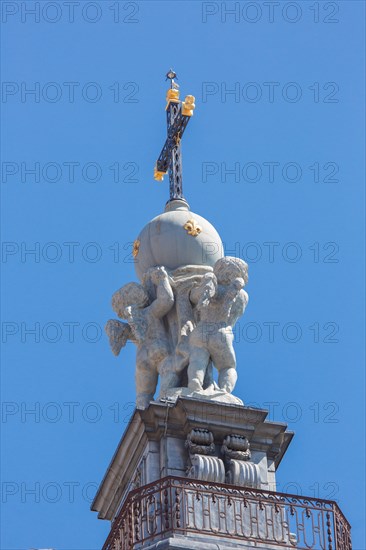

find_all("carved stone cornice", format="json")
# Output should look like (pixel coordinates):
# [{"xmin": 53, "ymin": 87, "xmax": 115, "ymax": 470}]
[{"xmin": 91, "ymin": 397, "xmax": 294, "ymax": 521}]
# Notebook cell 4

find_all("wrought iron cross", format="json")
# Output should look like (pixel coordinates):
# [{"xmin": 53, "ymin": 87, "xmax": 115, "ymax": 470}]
[{"xmin": 154, "ymin": 70, "xmax": 195, "ymax": 202}]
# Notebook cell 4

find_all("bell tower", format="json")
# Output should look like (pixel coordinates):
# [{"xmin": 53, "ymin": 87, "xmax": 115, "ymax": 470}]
[{"xmin": 91, "ymin": 73, "xmax": 352, "ymax": 550}]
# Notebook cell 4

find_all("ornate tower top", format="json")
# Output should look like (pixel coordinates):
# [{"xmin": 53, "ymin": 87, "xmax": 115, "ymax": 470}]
[
  {"xmin": 154, "ymin": 70, "xmax": 196, "ymax": 203},
  {"xmin": 131, "ymin": 72, "xmax": 222, "ymax": 281},
  {"xmin": 105, "ymin": 73, "xmax": 246, "ymax": 410},
  {"xmin": 92, "ymin": 74, "xmax": 351, "ymax": 550}
]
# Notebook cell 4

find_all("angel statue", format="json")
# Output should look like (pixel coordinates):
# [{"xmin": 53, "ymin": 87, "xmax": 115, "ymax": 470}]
[
  {"xmin": 187, "ymin": 257, "xmax": 249, "ymax": 394},
  {"xmin": 105, "ymin": 266, "xmax": 174, "ymax": 409}
]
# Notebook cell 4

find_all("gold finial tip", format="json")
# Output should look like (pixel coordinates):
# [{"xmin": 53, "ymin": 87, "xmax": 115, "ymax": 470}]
[
  {"xmin": 165, "ymin": 88, "xmax": 180, "ymax": 109},
  {"xmin": 166, "ymin": 88, "xmax": 180, "ymax": 101},
  {"xmin": 154, "ymin": 166, "xmax": 166, "ymax": 181},
  {"xmin": 182, "ymin": 95, "xmax": 196, "ymax": 117}
]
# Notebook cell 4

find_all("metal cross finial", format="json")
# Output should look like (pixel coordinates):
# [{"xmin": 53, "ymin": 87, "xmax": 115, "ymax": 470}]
[
  {"xmin": 166, "ymin": 69, "xmax": 179, "ymax": 91},
  {"xmin": 154, "ymin": 71, "xmax": 195, "ymax": 203}
]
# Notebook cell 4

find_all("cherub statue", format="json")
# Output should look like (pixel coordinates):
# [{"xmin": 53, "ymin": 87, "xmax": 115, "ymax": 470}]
[
  {"xmin": 187, "ymin": 257, "xmax": 249, "ymax": 394},
  {"xmin": 157, "ymin": 266, "xmax": 215, "ymax": 398},
  {"xmin": 105, "ymin": 266, "xmax": 174, "ymax": 409}
]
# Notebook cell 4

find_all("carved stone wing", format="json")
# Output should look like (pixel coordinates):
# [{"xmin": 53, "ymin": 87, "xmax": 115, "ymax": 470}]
[{"xmin": 105, "ymin": 319, "xmax": 131, "ymax": 356}]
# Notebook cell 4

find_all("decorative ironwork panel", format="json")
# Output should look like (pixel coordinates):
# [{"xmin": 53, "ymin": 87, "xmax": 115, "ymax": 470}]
[{"xmin": 102, "ymin": 477, "xmax": 351, "ymax": 550}]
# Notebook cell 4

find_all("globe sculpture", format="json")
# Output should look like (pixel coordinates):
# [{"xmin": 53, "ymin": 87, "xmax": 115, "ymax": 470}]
[{"xmin": 134, "ymin": 199, "xmax": 224, "ymax": 281}]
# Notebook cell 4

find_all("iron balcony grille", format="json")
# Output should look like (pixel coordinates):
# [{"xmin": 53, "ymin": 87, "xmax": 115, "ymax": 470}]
[{"xmin": 102, "ymin": 476, "xmax": 351, "ymax": 550}]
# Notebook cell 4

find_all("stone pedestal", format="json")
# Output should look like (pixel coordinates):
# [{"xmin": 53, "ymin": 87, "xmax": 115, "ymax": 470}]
[
  {"xmin": 92, "ymin": 398, "xmax": 295, "ymax": 549},
  {"xmin": 92, "ymin": 398, "xmax": 352, "ymax": 550}
]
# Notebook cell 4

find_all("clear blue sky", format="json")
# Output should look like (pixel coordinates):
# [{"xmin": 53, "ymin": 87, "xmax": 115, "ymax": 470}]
[{"xmin": 1, "ymin": 1, "xmax": 365, "ymax": 548}]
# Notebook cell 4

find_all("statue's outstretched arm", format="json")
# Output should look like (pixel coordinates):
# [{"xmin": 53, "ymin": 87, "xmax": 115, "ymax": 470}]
[
  {"xmin": 191, "ymin": 273, "xmax": 217, "ymax": 308},
  {"xmin": 105, "ymin": 319, "xmax": 133, "ymax": 356},
  {"xmin": 148, "ymin": 267, "xmax": 174, "ymax": 318}
]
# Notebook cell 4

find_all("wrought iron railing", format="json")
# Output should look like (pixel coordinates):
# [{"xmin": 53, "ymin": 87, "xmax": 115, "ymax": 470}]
[{"xmin": 102, "ymin": 476, "xmax": 351, "ymax": 550}]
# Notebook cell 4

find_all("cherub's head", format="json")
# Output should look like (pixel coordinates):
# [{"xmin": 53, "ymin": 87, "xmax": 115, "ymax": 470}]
[
  {"xmin": 111, "ymin": 282, "xmax": 149, "ymax": 318},
  {"xmin": 214, "ymin": 257, "xmax": 248, "ymax": 286}
]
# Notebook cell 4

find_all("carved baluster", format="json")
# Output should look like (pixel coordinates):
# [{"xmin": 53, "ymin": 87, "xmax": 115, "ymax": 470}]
[
  {"xmin": 134, "ymin": 499, "xmax": 141, "ymax": 541},
  {"xmin": 128, "ymin": 503, "xmax": 134, "ymax": 547},
  {"xmin": 175, "ymin": 488, "xmax": 181, "ymax": 528},
  {"xmin": 164, "ymin": 488, "xmax": 170, "ymax": 529},
  {"xmin": 326, "ymin": 511, "xmax": 333, "ymax": 550},
  {"xmin": 121, "ymin": 519, "xmax": 126, "ymax": 550}
]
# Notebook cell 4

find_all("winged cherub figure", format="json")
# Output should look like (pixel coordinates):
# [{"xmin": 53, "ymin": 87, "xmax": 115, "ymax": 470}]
[{"xmin": 105, "ymin": 266, "xmax": 174, "ymax": 409}]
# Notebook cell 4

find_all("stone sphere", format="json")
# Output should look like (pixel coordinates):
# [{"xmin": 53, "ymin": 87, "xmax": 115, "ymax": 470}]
[{"xmin": 134, "ymin": 199, "xmax": 224, "ymax": 281}]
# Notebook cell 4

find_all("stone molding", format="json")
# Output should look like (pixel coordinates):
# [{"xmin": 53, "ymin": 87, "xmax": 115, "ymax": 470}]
[{"xmin": 91, "ymin": 397, "xmax": 293, "ymax": 521}]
